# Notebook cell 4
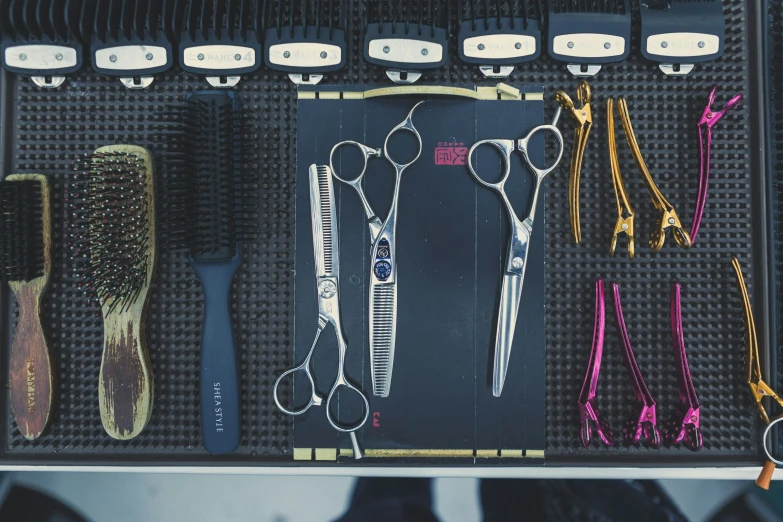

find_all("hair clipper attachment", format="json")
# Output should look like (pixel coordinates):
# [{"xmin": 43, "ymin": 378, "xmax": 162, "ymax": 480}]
[
  {"xmin": 364, "ymin": 0, "xmax": 449, "ymax": 84},
  {"xmin": 91, "ymin": 0, "xmax": 178, "ymax": 89},
  {"xmin": 179, "ymin": 0, "xmax": 262, "ymax": 88},
  {"xmin": 457, "ymin": 0, "xmax": 543, "ymax": 79},
  {"xmin": 640, "ymin": 0, "xmax": 725, "ymax": 76},
  {"xmin": 0, "ymin": 0, "xmax": 93, "ymax": 88},
  {"xmin": 262, "ymin": 0, "xmax": 346, "ymax": 85},
  {"xmin": 547, "ymin": 0, "xmax": 631, "ymax": 77}
]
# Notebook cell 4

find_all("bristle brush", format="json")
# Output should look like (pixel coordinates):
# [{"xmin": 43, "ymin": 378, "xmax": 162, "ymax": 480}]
[
  {"xmin": 158, "ymin": 91, "xmax": 253, "ymax": 454},
  {"xmin": 71, "ymin": 146, "xmax": 157, "ymax": 440},
  {"xmin": 0, "ymin": 174, "xmax": 54, "ymax": 440}
]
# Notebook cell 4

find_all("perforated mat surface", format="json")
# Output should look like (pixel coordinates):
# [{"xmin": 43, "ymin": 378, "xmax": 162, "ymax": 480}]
[{"xmin": 0, "ymin": 0, "xmax": 763, "ymax": 465}]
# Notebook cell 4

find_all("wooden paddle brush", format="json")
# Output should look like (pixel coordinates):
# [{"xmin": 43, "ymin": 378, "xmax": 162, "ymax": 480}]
[
  {"xmin": 71, "ymin": 145, "xmax": 157, "ymax": 440},
  {"xmin": 0, "ymin": 174, "xmax": 53, "ymax": 440}
]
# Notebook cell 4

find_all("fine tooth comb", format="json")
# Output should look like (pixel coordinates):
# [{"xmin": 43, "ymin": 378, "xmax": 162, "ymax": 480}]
[
  {"xmin": 90, "ymin": 0, "xmax": 178, "ymax": 89},
  {"xmin": 158, "ymin": 91, "xmax": 256, "ymax": 454},
  {"xmin": 364, "ymin": 0, "xmax": 449, "ymax": 84},
  {"xmin": 457, "ymin": 0, "xmax": 543, "ymax": 79},
  {"xmin": 0, "ymin": 174, "xmax": 54, "ymax": 440},
  {"xmin": 179, "ymin": 0, "xmax": 262, "ymax": 88},
  {"xmin": 640, "ymin": 0, "xmax": 725, "ymax": 76},
  {"xmin": 71, "ymin": 146, "xmax": 157, "ymax": 440},
  {"xmin": 262, "ymin": 0, "xmax": 347, "ymax": 85},
  {"xmin": 547, "ymin": 0, "xmax": 631, "ymax": 77},
  {"xmin": 0, "ymin": 0, "xmax": 93, "ymax": 88}
]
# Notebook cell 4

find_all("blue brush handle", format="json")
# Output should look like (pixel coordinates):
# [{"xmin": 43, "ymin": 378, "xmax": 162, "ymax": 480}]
[{"xmin": 191, "ymin": 250, "xmax": 242, "ymax": 454}]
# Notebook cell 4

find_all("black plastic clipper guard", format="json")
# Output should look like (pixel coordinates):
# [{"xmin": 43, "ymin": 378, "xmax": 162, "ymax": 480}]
[
  {"xmin": 0, "ymin": 0, "xmax": 90, "ymax": 78},
  {"xmin": 90, "ymin": 0, "xmax": 176, "ymax": 79},
  {"xmin": 640, "ymin": 0, "xmax": 725, "ymax": 67},
  {"xmin": 179, "ymin": 0, "xmax": 262, "ymax": 77},
  {"xmin": 262, "ymin": 0, "xmax": 346, "ymax": 76},
  {"xmin": 363, "ymin": 1, "xmax": 448, "ymax": 71},
  {"xmin": 457, "ymin": 0, "xmax": 543, "ymax": 68},
  {"xmin": 547, "ymin": 0, "xmax": 631, "ymax": 67}
]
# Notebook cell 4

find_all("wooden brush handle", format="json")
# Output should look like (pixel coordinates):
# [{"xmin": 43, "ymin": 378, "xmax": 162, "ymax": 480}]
[
  {"xmin": 99, "ymin": 310, "xmax": 153, "ymax": 440},
  {"xmin": 8, "ymin": 282, "xmax": 53, "ymax": 440}
]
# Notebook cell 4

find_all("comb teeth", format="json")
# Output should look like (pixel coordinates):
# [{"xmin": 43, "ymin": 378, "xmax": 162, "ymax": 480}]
[
  {"xmin": 459, "ymin": 0, "xmax": 543, "ymax": 26},
  {"xmin": 551, "ymin": 0, "xmax": 624, "ymax": 14},
  {"xmin": 366, "ymin": 0, "xmax": 446, "ymax": 35},
  {"xmin": 156, "ymin": 93, "xmax": 258, "ymax": 259},
  {"xmin": 93, "ymin": 0, "xmax": 164, "ymax": 44},
  {"xmin": 317, "ymin": 166, "xmax": 334, "ymax": 274},
  {"xmin": 0, "ymin": 0, "xmax": 88, "ymax": 44},
  {"xmin": 371, "ymin": 284, "xmax": 396, "ymax": 396},
  {"xmin": 183, "ymin": 0, "xmax": 258, "ymax": 42},
  {"xmin": 70, "ymin": 151, "xmax": 152, "ymax": 312},
  {"xmin": 265, "ymin": 0, "xmax": 345, "ymax": 38},
  {"xmin": 0, "ymin": 179, "xmax": 44, "ymax": 282}
]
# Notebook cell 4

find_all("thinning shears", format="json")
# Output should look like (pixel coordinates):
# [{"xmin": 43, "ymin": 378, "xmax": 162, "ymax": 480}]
[
  {"xmin": 467, "ymin": 108, "xmax": 565, "ymax": 397},
  {"xmin": 273, "ymin": 165, "xmax": 369, "ymax": 459},
  {"xmin": 329, "ymin": 101, "xmax": 425, "ymax": 398}
]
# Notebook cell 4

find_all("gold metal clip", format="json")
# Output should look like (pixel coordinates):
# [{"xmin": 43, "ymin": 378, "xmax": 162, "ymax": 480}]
[
  {"xmin": 616, "ymin": 97, "xmax": 692, "ymax": 253},
  {"xmin": 555, "ymin": 81, "xmax": 592, "ymax": 244},
  {"xmin": 607, "ymin": 98, "xmax": 635, "ymax": 259}
]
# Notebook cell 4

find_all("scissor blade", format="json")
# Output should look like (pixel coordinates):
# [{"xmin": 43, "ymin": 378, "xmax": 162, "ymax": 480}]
[
  {"xmin": 309, "ymin": 164, "xmax": 339, "ymax": 278},
  {"xmin": 492, "ymin": 274, "xmax": 524, "ymax": 397},
  {"xmin": 370, "ymin": 282, "xmax": 397, "ymax": 397}
]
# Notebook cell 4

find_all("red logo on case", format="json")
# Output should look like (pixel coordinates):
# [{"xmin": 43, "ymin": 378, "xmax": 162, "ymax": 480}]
[
  {"xmin": 434, "ymin": 142, "xmax": 468, "ymax": 166},
  {"xmin": 373, "ymin": 412, "xmax": 380, "ymax": 428}
]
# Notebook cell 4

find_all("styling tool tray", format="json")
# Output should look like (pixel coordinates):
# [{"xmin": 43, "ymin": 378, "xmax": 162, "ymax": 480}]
[{"xmin": 0, "ymin": 0, "xmax": 771, "ymax": 467}]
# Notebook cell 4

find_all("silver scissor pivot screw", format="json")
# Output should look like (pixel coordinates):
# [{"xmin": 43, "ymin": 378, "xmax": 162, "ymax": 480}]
[
  {"xmin": 383, "ymin": 46, "xmax": 390, "ymax": 53},
  {"xmin": 622, "ymin": 224, "xmax": 628, "ymax": 230},
  {"xmin": 55, "ymin": 53, "xmax": 63, "ymax": 61},
  {"xmin": 320, "ymin": 51, "xmax": 327, "ymax": 59},
  {"xmin": 198, "ymin": 53, "xmax": 205, "ymax": 60},
  {"xmin": 567, "ymin": 42, "xmax": 574, "ymax": 49},
  {"xmin": 109, "ymin": 54, "xmax": 117, "ymax": 63},
  {"xmin": 319, "ymin": 281, "xmax": 337, "ymax": 299},
  {"xmin": 235, "ymin": 54, "xmax": 242, "ymax": 60},
  {"xmin": 478, "ymin": 43, "xmax": 485, "ymax": 51},
  {"xmin": 604, "ymin": 42, "xmax": 611, "ymax": 49},
  {"xmin": 284, "ymin": 51, "xmax": 291, "ymax": 58},
  {"xmin": 661, "ymin": 41, "xmax": 668, "ymax": 49},
  {"xmin": 146, "ymin": 53, "xmax": 153, "ymax": 61},
  {"xmin": 511, "ymin": 257, "xmax": 523, "ymax": 269},
  {"xmin": 19, "ymin": 53, "xmax": 27, "ymax": 61},
  {"xmin": 698, "ymin": 41, "xmax": 705, "ymax": 48},
  {"xmin": 515, "ymin": 42, "xmax": 522, "ymax": 49},
  {"xmin": 668, "ymin": 218, "xmax": 676, "ymax": 225},
  {"xmin": 421, "ymin": 48, "xmax": 428, "ymax": 56}
]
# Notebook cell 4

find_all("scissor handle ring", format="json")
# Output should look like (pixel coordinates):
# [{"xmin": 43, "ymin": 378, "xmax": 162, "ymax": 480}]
[
  {"xmin": 325, "ymin": 379, "xmax": 370, "ymax": 433},
  {"xmin": 763, "ymin": 416, "xmax": 783, "ymax": 466},
  {"xmin": 330, "ymin": 141, "xmax": 381, "ymax": 184},
  {"xmin": 273, "ymin": 364, "xmax": 323, "ymax": 416},
  {"xmin": 517, "ymin": 124, "xmax": 565, "ymax": 179},
  {"xmin": 467, "ymin": 139, "xmax": 515, "ymax": 190},
  {"xmin": 384, "ymin": 100, "xmax": 425, "ymax": 170}
]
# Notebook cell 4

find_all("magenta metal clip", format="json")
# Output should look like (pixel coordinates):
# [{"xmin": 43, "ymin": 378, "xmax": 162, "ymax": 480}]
[
  {"xmin": 690, "ymin": 85, "xmax": 743, "ymax": 243},
  {"xmin": 578, "ymin": 279, "xmax": 614, "ymax": 448},
  {"xmin": 664, "ymin": 283, "xmax": 703, "ymax": 451},
  {"xmin": 611, "ymin": 283, "xmax": 661, "ymax": 448}
]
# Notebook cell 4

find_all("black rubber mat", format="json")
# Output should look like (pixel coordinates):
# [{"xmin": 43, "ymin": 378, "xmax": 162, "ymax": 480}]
[{"xmin": 0, "ymin": 0, "xmax": 764, "ymax": 465}]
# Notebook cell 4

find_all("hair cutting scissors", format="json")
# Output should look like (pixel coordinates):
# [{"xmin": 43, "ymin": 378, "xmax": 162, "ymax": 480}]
[
  {"xmin": 467, "ymin": 107, "xmax": 565, "ymax": 397},
  {"xmin": 329, "ymin": 101, "xmax": 425, "ymax": 398},
  {"xmin": 273, "ymin": 165, "xmax": 369, "ymax": 459}
]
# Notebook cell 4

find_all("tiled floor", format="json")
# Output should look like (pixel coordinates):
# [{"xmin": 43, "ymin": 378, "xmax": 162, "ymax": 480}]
[{"xmin": 9, "ymin": 472, "xmax": 752, "ymax": 522}]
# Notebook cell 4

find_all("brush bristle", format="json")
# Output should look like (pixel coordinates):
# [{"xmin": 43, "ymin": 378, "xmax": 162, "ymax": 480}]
[
  {"xmin": 70, "ymin": 152, "xmax": 152, "ymax": 312},
  {"xmin": 156, "ymin": 93, "xmax": 257, "ymax": 260},
  {"xmin": 0, "ymin": 179, "xmax": 44, "ymax": 282}
]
